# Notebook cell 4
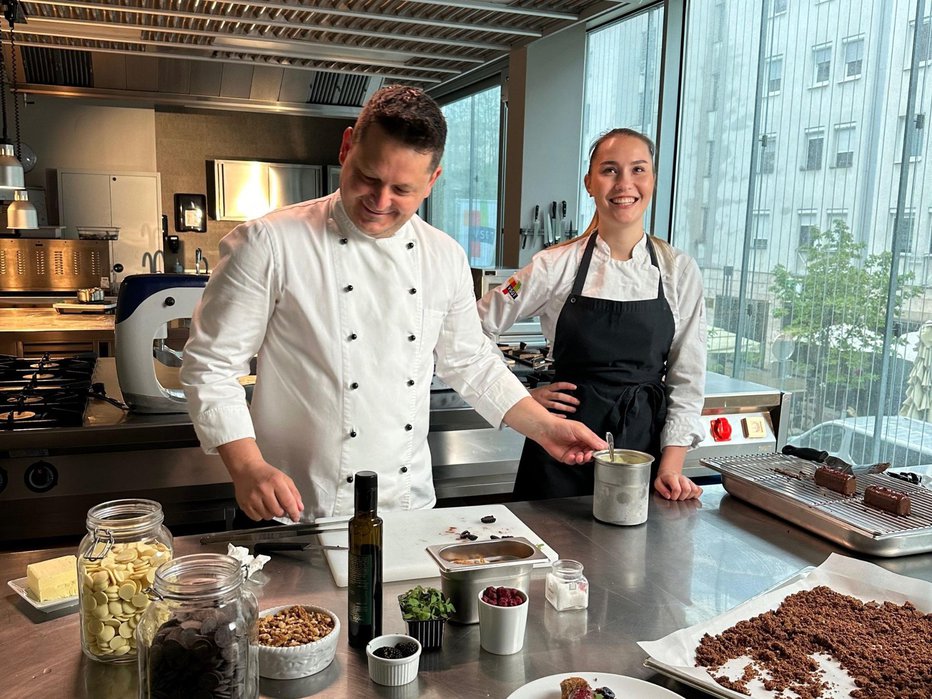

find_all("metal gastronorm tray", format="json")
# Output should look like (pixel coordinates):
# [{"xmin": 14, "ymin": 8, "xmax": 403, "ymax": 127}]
[{"xmin": 702, "ymin": 453, "xmax": 932, "ymax": 557}]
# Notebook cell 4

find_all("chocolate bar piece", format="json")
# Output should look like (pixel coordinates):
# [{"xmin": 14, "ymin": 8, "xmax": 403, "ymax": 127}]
[
  {"xmin": 863, "ymin": 485, "xmax": 911, "ymax": 516},
  {"xmin": 813, "ymin": 465, "xmax": 856, "ymax": 495}
]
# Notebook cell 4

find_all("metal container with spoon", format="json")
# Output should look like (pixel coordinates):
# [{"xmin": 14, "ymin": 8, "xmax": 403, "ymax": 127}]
[{"xmin": 592, "ymin": 435, "xmax": 653, "ymax": 526}]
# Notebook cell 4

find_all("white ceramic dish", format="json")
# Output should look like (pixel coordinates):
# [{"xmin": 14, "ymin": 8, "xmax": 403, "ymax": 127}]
[
  {"xmin": 506, "ymin": 672, "xmax": 681, "ymax": 699},
  {"xmin": 255, "ymin": 605, "xmax": 340, "ymax": 680},
  {"xmin": 365, "ymin": 633, "xmax": 421, "ymax": 686},
  {"xmin": 7, "ymin": 577, "xmax": 78, "ymax": 613}
]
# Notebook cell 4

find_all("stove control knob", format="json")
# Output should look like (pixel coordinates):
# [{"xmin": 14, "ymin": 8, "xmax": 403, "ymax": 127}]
[
  {"xmin": 24, "ymin": 460, "xmax": 58, "ymax": 493},
  {"xmin": 0, "ymin": 466, "xmax": 7, "ymax": 494},
  {"xmin": 710, "ymin": 417, "xmax": 733, "ymax": 442}
]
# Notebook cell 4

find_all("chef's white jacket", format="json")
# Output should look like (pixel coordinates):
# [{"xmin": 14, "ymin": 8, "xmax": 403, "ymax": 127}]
[
  {"xmin": 181, "ymin": 192, "xmax": 528, "ymax": 519},
  {"xmin": 478, "ymin": 233, "xmax": 707, "ymax": 450}
]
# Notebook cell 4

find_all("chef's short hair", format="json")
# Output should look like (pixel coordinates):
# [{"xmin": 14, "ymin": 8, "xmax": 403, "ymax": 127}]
[
  {"xmin": 588, "ymin": 128, "xmax": 656, "ymax": 174},
  {"xmin": 354, "ymin": 85, "xmax": 447, "ymax": 169}
]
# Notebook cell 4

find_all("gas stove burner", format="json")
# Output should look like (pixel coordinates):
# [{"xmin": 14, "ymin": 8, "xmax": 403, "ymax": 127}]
[
  {"xmin": 1, "ymin": 410, "xmax": 36, "ymax": 422},
  {"xmin": 0, "ymin": 353, "xmax": 97, "ymax": 430},
  {"xmin": 7, "ymin": 394, "xmax": 43, "ymax": 404},
  {"xmin": 28, "ymin": 361, "xmax": 60, "ymax": 370}
]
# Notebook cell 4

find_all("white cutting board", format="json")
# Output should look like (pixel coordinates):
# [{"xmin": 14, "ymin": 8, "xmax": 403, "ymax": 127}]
[{"xmin": 317, "ymin": 504, "xmax": 558, "ymax": 588}]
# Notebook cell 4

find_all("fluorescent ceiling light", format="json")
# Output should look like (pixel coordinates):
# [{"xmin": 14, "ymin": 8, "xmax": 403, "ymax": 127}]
[
  {"xmin": 28, "ymin": 18, "xmax": 143, "ymax": 42},
  {"xmin": 212, "ymin": 36, "xmax": 416, "ymax": 66}
]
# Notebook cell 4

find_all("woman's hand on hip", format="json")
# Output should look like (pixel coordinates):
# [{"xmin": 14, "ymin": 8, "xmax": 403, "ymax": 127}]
[{"xmin": 530, "ymin": 382, "xmax": 579, "ymax": 415}]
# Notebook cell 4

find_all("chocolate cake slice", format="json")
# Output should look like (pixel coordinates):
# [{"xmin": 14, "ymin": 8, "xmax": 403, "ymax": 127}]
[
  {"xmin": 813, "ymin": 465, "xmax": 856, "ymax": 495},
  {"xmin": 863, "ymin": 484, "xmax": 911, "ymax": 516}
]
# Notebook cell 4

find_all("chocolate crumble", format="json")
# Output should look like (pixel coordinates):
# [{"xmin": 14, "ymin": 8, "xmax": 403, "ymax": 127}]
[{"xmin": 695, "ymin": 586, "xmax": 932, "ymax": 698}]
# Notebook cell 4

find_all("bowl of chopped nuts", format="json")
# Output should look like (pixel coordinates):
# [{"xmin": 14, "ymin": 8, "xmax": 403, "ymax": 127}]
[
  {"xmin": 255, "ymin": 604, "xmax": 340, "ymax": 680},
  {"xmin": 365, "ymin": 633, "xmax": 422, "ymax": 686}
]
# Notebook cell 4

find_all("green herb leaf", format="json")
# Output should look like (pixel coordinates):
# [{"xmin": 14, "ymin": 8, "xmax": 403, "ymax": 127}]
[{"xmin": 397, "ymin": 585, "xmax": 456, "ymax": 621}]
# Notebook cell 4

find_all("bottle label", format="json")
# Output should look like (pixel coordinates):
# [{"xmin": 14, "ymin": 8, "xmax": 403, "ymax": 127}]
[{"xmin": 348, "ymin": 552, "xmax": 373, "ymax": 625}]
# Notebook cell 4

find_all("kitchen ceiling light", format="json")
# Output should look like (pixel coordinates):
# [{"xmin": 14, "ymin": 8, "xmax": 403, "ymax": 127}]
[
  {"xmin": 7, "ymin": 188, "xmax": 37, "ymax": 229},
  {"xmin": 0, "ymin": 1, "xmax": 25, "ymax": 193},
  {"xmin": 0, "ymin": 141, "xmax": 24, "ymax": 191}
]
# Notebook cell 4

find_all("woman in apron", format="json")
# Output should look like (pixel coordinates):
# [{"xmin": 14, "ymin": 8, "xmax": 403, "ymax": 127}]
[{"xmin": 478, "ymin": 128, "xmax": 706, "ymax": 501}]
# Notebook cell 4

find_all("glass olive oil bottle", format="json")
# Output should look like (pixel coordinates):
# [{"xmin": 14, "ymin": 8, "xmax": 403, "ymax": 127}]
[{"xmin": 347, "ymin": 471, "xmax": 383, "ymax": 648}]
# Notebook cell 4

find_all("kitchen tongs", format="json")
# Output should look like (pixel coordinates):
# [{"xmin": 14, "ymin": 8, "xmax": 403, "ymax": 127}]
[{"xmin": 200, "ymin": 518, "xmax": 350, "ymax": 546}]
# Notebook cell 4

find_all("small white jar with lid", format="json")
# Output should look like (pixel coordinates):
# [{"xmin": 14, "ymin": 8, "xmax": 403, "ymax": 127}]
[{"xmin": 545, "ymin": 559, "xmax": 589, "ymax": 611}]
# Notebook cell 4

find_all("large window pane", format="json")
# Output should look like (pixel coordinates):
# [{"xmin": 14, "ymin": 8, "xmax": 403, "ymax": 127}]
[
  {"xmin": 579, "ymin": 7, "xmax": 664, "ymax": 233},
  {"xmin": 430, "ymin": 86, "xmax": 501, "ymax": 267},
  {"xmin": 673, "ymin": 0, "xmax": 932, "ymax": 464}
]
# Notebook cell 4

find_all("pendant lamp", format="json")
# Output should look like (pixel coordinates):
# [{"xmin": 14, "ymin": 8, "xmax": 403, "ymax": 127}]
[
  {"xmin": 0, "ymin": 13, "xmax": 20, "ymax": 193},
  {"xmin": 7, "ymin": 188, "xmax": 35, "ymax": 228},
  {"xmin": 3, "ymin": 1, "xmax": 34, "ymax": 228}
]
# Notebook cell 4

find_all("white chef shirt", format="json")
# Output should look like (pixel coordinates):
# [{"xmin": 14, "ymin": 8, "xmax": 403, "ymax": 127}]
[
  {"xmin": 478, "ymin": 232, "xmax": 707, "ymax": 450},
  {"xmin": 181, "ymin": 192, "xmax": 529, "ymax": 520}
]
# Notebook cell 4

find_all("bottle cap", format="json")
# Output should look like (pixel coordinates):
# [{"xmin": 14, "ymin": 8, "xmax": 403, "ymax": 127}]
[{"xmin": 354, "ymin": 470, "xmax": 378, "ymax": 512}]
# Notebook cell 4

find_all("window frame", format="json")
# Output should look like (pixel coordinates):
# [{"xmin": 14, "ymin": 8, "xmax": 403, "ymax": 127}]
[
  {"xmin": 833, "ymin": 123, "xmax": 856, "ymax": 169},
  {"xmin": 812, "ymin": 43, "xmax": 833, "ymax": 87},
  {"xmin": 802, "ymin": 127, "xmax": 826, "ymax": 171},
  {"xmin": 841, "ymin": 35, "xmax": 865, "ymax": 81}
]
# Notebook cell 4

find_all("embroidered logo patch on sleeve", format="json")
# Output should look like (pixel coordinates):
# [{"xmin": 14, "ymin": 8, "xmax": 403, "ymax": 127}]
[{"xmin": 500, "ymin": 277, "xmax": 521, "ymax": 299}]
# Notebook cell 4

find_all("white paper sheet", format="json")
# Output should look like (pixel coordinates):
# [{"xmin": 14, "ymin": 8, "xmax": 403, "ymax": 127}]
[{"xmin": 637, "ymin": 553, "xmax": 932, "ymax": 699}]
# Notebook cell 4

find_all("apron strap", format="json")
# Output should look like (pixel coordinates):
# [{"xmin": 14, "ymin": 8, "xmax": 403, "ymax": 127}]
[
  {"xmin": 570, "ymin": 232, "xmax": 600, "ymax": 297},
  {"xmin": 644, "ymin": 235, "xmax": 666, "ymax": 301}
]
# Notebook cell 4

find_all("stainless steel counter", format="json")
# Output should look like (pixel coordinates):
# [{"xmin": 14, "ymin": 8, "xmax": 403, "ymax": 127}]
[{"xmin": 3, "ymin": 487, "xmax": 929, "ymax": 699}]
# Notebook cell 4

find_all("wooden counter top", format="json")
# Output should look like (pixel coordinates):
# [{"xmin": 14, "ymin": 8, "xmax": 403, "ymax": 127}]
[{"xmin": 0, "ymin": 307, "xmax": 114, "ymax": 333}]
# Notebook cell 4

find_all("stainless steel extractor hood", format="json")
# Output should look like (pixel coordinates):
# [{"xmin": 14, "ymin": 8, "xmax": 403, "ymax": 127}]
[{"xmin": 12, "ymin": 0, "xmax": 632, "ymax": 115}]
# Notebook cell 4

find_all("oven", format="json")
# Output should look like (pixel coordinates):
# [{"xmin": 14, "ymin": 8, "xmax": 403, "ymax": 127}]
[
  {"xmin": 431, "ymin": 323, "xmax": 791, "ymax": 497},
  {"xmin": 0, "ymin": 357, "xmax": 235, "ymax": 548}
]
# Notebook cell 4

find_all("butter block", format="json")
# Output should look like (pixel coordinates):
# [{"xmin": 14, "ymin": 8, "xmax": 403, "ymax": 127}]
[{"xmin": 26, "ymin": 554, "xmax": 78, "ymax": 602}]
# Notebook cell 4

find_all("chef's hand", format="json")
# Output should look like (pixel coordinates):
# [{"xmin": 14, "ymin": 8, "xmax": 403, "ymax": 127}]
[
  {"xmin": 530, "ymin": 382, "xmax": 579, "ymax": 415},
  {"xmin": 504, "ymin": 396, "xmax": 606, "ymax": 464},
  {"xmin": 218, "ymin": 438, "xmax": 304, "ymax": 522}
]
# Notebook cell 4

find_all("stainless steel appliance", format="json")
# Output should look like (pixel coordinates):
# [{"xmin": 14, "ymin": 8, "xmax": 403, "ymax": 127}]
[
  {"xmin": 0, "ymin": 238, "xmax": 110, "ymax": 292},
  {"xmin": 0, "ymin": 358, "xmax": 235, "ymax": 546},
  {"xmin": 704, "ymin": 452, "xmax": 932, "ymax": 556},
  {"xmin": 0, "ymin": 354, "xmax": 96, "ymax": 430},
  {"xmin": 471, "ymin": 267, "xmax": 518, "ymax": 299},
  {"xmin": 429, "ymin": 369, "xmax": 791, "ymax": 500}
]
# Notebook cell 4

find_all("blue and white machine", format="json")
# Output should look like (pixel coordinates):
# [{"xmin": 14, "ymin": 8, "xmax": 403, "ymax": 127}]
[{"xmin": 115, "ymin": 274, "xmax": 208, "ymax": 413}]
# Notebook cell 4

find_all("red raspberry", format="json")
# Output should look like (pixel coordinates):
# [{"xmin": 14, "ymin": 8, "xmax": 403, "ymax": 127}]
[{"xmin": 482, "ymin": 586, "xmax": 525, "ymax": 607}]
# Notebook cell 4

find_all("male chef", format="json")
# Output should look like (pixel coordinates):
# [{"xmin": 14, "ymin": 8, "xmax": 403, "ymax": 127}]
[{"xmin": 180, "ymin": 85, "xmax": 606, "ymax": 522}]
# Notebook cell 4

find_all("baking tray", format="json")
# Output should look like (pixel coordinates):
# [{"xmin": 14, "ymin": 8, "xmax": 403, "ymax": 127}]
[
  {"xmin": 702, "ymin": 453, "xmax": 932, "ymax": 557},
  {"xmin": 643, "ymin": 567, "xmax": 815, "ymax": 699}
]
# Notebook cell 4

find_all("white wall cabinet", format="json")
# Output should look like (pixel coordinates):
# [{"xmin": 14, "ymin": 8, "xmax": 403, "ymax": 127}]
[
  {"xmin": 212, "ymin": 159, "xmax": 321, "ymax": 221},
  {"xmin": 58, "ymin": 170, "xmax": 162, "ymax": 286}
]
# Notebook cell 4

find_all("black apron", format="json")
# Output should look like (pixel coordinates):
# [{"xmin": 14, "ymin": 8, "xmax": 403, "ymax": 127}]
[{"xmin": 512, "ymin": 231, "xmax": 676, "ymax": 500}]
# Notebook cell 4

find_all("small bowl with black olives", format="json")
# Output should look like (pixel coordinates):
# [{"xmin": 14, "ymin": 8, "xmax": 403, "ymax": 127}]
[{"xmin": 365, "ymin": 633, "xmax": 422, "ymax": 686}]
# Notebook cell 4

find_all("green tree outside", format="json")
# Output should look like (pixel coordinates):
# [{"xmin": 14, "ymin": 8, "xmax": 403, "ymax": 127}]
[{"xmin": 771, "ymin": 220, "xmax": 920, "ymax": 425}]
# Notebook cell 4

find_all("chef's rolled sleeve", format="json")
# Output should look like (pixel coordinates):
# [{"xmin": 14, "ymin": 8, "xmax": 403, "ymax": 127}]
[
  {"xmin": 661, "ymin": 254, "xmax": 706, "ymax": 450},
  {"xmin": 181, "ymin": 220, "xmax": 279, "ymax": 453}
]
